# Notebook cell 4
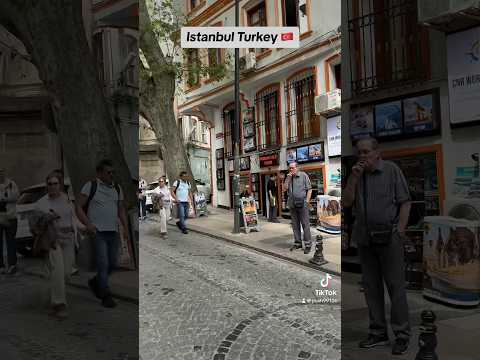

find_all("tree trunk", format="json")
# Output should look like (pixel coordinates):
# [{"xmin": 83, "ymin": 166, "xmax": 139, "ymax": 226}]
[
  {"xmin": 0, "ymin": 1, "xmax": 136, "ymax": 207},
  {"xmin": 139, "ymin": 0, "xmax": 197, "ymax": 193}
]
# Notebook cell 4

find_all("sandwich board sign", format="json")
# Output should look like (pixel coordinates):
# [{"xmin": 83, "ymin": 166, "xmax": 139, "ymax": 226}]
[{"xmin": 240, "ymin": 196, "xmax": 260, "ymax": 234}]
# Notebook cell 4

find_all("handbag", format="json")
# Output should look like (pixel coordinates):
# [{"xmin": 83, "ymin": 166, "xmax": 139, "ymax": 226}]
[
  {"xmin": 363, "ymin": 173, "xmax": 393, "ymax": 245},
  {"xmin": 291, "ymin": 176, "xmax": 305, "ymax": 208}
]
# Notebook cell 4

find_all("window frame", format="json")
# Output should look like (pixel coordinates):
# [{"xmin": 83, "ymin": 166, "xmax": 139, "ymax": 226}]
[
  {"xmin": 246, "ymin": 1, "xmax": 270, "ymax": 57},
  {"xmin": 281, "ymin": 0, "xmax": 312, "ymax": 39},
  {"xmin": 254, "ymin": 84, "xmax": 282, "ymax": 152},
  {"xmin": 185, "ymin": 48, "xmax": 201, "ymax": 89}
]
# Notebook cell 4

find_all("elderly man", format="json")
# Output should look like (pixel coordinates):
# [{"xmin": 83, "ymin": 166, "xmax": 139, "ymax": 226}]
[
  {"xmin": 283, "ymin": 162, "xmax": 313, "ymax": 254},
  {"xmin": 343, "ymin": 137, "xmax": 411, "ymax": 355}
]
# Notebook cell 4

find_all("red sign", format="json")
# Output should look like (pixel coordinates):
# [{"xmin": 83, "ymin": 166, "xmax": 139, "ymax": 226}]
[
  {"xmin": 281, "ymin": 32, "xmax": 294, "ymax": 41},
  {"xmin": 259, "ymin": 153, "xmax": 279, "ymax": 167}
]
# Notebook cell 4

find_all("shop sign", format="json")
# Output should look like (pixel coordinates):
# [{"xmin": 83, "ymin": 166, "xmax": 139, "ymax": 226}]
[
  {"xmin": 327, "ymin": 116, "xmax": 341, "ymax": 157},
  {"xmin": 447, "ymin": 26, "xmax": 480, "ymax": 126},
  {"xmin": 259, "ymin": 152, "xmax": 279, "ymax": 167}
]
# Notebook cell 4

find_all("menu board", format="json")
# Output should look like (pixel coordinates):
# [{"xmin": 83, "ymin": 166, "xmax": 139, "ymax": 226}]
[
  {"xmin": 288, "ymin": 143, "xmax": 325, "ymax": 164},
  {"xmin": 403, "ymin": 94, "xmax": 435, "ymax": 133}
]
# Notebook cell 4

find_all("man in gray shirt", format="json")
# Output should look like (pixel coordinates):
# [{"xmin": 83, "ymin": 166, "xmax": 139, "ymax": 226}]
[
  {"xmin": 343, "ymin": 137, "xmax": 411, "ymax": 355},
  {"xmin": 283, "ymin": 162, "xmax": 313, "ymax": 254},
  {"xmin": 76, "ymin": 159, "xmax": 128, "ymax": 308}
]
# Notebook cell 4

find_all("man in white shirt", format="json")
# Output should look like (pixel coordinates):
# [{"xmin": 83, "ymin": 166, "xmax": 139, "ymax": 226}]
[
  {"xmin": 138, "ymin": 177, "xmax": 147, "ymax": 220},
  {"xmin": 170, "ymin": 171, "xmax": 192, "ymax": 235},
  {"xmin": 76, "ymin": 159, "xmax": 128, "ymax": 308},
  {"xmin": 0, "ymin": 168, "xmax": 19, "ymax": 275}
]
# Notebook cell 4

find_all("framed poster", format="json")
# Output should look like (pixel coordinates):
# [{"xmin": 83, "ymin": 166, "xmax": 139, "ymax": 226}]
[
  {"xmin": 240, "ymin": 156, "xmax": 251, "ymax": 171},
  {"xmin": 243, "ymin": 121, "xmax": 255, "ymax": 138},
  {"xmin": 375, "ymin": 100, "xmax": 403, "ymax": 137},
  {"xmin": 308, "ymin": 143, "xmax": 324, "ymax": 161},
  {"xmin": 403, "ymin": 94, "xmax": 435, "ymax": 133},
  {"xmin": 244, "ymin": 136, "xmax": 256, "ymax": 152},
  {"xmin": 296, "ymin": 146, "xmax": 309, "ymax": 163},
  {"xmin": 286, "ymin": 148, "xmax": 297, "ymax": 164},
  {"xmin": 350, "ymin": 106, "xmax": 374, "ymax": 139},
  {"xmin": 216, "ymin": 158, "xmax": 224, "ymax": 169}
]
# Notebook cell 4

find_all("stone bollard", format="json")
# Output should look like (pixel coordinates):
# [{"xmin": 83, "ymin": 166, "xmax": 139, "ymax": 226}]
[
  {"xmin": 309, "ymin": 234, "xmax": 328, "ymax": 266},
  {"xmin": 415, "ymin": 310, "xmax": 439, "ymax": 360}
]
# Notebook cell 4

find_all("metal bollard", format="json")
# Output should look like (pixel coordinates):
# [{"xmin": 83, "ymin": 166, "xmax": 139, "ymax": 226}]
[
  {"xmin": 415, "ymin": 310, "xmax": 439, "ymax": 360},
  {"xmin": 309, "ymin": 234, "xmax": 328, "ymax": 266}
]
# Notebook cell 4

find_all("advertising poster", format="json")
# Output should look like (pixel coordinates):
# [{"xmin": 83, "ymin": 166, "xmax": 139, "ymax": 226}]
[
  {"xmin": 375, "ymin": 100, "xmax": 403, "ymax": 137},
  {"xmin": 454, "ymin": 166, "xmax": 480, "ymax": 199},
  {"xmin": 447, "ymin": 26, "xmax": 480, "ymax": 125},
  {"xmin": 423, "ymin": 216, "xmax": 480, "ymax": 306},
  {"xmin": 317, "ymin": 195, "xmax": 341, "ymax": 234},
  {"xmin": 403, "ymin": 94, "xmax": 435, "ymax": 133},
  {"xmin": 240, "ymin": 156, "xmax": 250, "ymax": 171},
  {"xmin": 296, "ymin": 146, "xmax": 309, "ymax": 163},
  {"xmin": 327, "ymin": 116, "xmax": 341, "ymax": 156},
  {"xmin": 350, "ymin": 106, "xmax": 374, "ymax": 138},
  {"xmin": 244, "ymin": 136, "xmax": 256, "ymax": 152},
  {"xmin": 240, "ymin": 196, "xmax": 260, "ymax": 234},
  {"xmin": 286, "ymin": 148, "xmax": 297, "ymax": 163},
  {"xmin": 308, "ymin": 143, "xmax": 324, "ymax": 161}
]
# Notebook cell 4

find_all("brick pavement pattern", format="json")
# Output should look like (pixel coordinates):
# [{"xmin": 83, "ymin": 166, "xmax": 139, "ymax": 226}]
[{"xmin": 140, "ymin": 219, "xmax": 341, "ymax": 360}]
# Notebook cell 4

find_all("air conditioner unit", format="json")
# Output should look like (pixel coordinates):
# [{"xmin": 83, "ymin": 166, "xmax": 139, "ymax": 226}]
[
  {"xmin": 239, "ymin": 52, "xmax": 256, "ymax": 72},
  {"xmin": 315, "ymin": 88, "xmax": 341, "ymax": 116}
]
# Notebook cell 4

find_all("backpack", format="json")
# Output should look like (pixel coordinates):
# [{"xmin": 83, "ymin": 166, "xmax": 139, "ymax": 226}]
[
  {"xmin": 83, "ymin": 180, "xmax": 121, "ymax": 214},
  {"xmin": 174, "ymin": 180, "xmax": 191, "ymax": 195}
]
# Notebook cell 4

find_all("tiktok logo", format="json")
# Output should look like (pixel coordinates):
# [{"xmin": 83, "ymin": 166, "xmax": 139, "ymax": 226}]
[{"xmin": 320, "ymin": 274, "xmax": 332, "ymax": 288}]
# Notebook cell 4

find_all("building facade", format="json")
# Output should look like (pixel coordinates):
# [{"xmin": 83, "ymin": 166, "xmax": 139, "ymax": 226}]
[
  {"xmin": 177, "ymin": 0, "xmax": 342, "ymax": 221},
  {"xmin": 341, "ymin": 0, "xmax": 480, "ymax": 270}
]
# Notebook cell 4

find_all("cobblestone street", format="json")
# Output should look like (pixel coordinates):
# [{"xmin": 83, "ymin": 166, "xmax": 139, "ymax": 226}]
[
  {"xmin": 140, "ymin": 219, "xmax": 341, "ymax": 360},
  {"xmin": 0, "ymin": 268, "xmax": 138, "ymax": 360}
]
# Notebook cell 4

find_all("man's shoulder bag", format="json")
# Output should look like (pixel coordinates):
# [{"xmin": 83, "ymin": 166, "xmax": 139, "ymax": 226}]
[
  {"xmin": 290, "ymin": 176, "xmax": 305, "ymax": 209},
  {"xmin": 363, "ymin": 174, "xmax": 393, "ymax": 245}
]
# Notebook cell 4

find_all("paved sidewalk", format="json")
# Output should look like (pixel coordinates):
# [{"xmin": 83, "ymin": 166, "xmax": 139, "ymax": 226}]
[
  {"xmin": 149, "ymin": 205, "xmax": 341, "ymax": 275},
  {"xmin": 342, "ymin": 272, "xmax": 479, "ymax": 359},
  {"xmin": 20, "ymin": 257, "xmax": 139, "ymax": 304}
]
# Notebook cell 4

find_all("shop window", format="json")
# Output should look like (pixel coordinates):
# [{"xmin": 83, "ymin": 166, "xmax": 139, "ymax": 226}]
[
  {"xmin": 223, "ymin": 103, "xmax": 242, "ymax": 158},
  {"xmin": 285, "ymin": 68, "xmax": 319, "ymax": 144},
  {"xmin": 185, "ymin": 49, "xmax": 200, "ymax": 87},
  {"xmin": 283, "ymin": 0, "xmax": 309, "ymax": 34},
  {"xmin": 247, "ymin": 2, "xmax": 268, "ymax": 56},
  {"xmin": 347, "ymin": 0, "xmax": 430, "ymax": 93},
  {"xmin": 254, "ymin": 85, "xmax": 281, "ymax": 151}
]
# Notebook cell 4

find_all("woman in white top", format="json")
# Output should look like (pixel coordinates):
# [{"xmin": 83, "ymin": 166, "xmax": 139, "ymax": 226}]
[
  {"xmin": 35, "ymin": 172, "xmax": 78, "ymax": 319},
  {"xmin": 153, "ymin": 177, "xmax": 171, "ymax": 238}
]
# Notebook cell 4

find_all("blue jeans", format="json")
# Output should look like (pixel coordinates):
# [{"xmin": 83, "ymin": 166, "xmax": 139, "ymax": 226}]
[
  {"xmin": 177, "ymin": 202, "xmax": 189, "ymax": 231},
  {"xmin": 94, "ymin": 231, "xmax": 120, "ymax": 297}
]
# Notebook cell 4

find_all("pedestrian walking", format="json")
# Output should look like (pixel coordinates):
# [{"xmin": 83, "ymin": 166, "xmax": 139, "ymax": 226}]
[
  {"xmin": 171, "ymin": 171, "xmax": 192, "ymax": 235},
  {"xmin": 283, "ymin": 162, "xmax": 313, "ymax": 254},
  {"xmin": 0, "ymin": 167, "xmax": 19, "ymax": 275},
  {"xmin": 138, "ymin": 177, "xmax": 147, "ymax": 220},
  {"xmin": 152, "ymin": 176, "xmax": 171, "ymax": 238},
  {"xmin": 76, "ymin": 159, "xmax": 129, "ymax": 308},
  {"xmin": 34, "ymin": 172, "xmax": 81, "ymax": 319},
  {"xmin": 343, "ymin": 137, "xmax": 411, "ymax": 355},
  {"xmin": 267, "ymin": 174, "xmax": 280, "ymax": 223}
]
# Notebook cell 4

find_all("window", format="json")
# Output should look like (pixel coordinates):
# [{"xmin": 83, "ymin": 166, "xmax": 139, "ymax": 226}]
[
  {"xmin": 186, "ymin": 49, "xmax": 200, "ymax": 87},
  {"xmin": 93, "ymin": 32, "xmax": 104, "ymax": 86},
  {"xmin": 283, "ymin": 0, "xmax": 309, "ymax": 34},
  {"xmin": 223, "ymin": 103, "xmax": 242, "ymax": 158},
  {"xmin": 347, "ymin": 0, "xmax": 430, "ymax": 93},
  {"xmin": 247, "ymin": 2, "xmax": 267, "ymax": 55},
  {"xmin": 285, "ymin": 68, "xmax": 319, "ymax": 143},
  {"xmin": 255, "ymin": 85, "xmax": 281, "ymax": 151},
  {"xmin": 334, "ymin": 63, "xmax": 341, "ymax": 90}
]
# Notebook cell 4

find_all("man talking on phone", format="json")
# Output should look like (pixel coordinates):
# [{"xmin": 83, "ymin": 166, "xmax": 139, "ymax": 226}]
[
  {"xmin": 283, "ymin": 162, "xmax": 313, "ymax": 254},
  {"xmin": 343, "ymin": 137, "xmax": 411, "ymax": 355}
]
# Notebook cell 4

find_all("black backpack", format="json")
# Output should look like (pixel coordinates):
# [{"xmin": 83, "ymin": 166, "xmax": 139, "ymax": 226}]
[
  {"xmin": 83, "ymin": 180, "xmax": 121, "ymax": 214},
  {"xmin": 174, "ymin": 180, "xmax": 190, "ymax": 194}
]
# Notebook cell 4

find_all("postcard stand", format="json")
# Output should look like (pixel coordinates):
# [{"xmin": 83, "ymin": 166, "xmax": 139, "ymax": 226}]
[{"xmin": 240, "ymin": 196, "xmax": 260, "ymax": 234}]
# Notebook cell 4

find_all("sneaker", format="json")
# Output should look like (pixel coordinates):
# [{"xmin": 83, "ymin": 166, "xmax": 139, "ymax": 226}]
[
  {"xmin": 358, "ymin": 334, "xmax": 389, "ymax": 348},
  {"xmin": 6, "ymin": 265, "xmax": 17, "ymax": 275},
  {"xmin": 290, "ymin": 244, "xmax": 302, "ymax": 251},
  {"xmin": 182, "ymin": 229, "xmax": 188, "ymax": 234},
  {"xmin": 392, "ymin": 338, "xmax": 409, "ymax": 355},
  {"xmin": 304, "ymin": 246, "xmax": 312, "ymax": 254},
  {"xmin": 88, "ymin": 277, "xmax": 102, "ymax": 299},
  {"xmin": 102, "ymin": 295, "xmax": 117, "ymax": 308}
]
